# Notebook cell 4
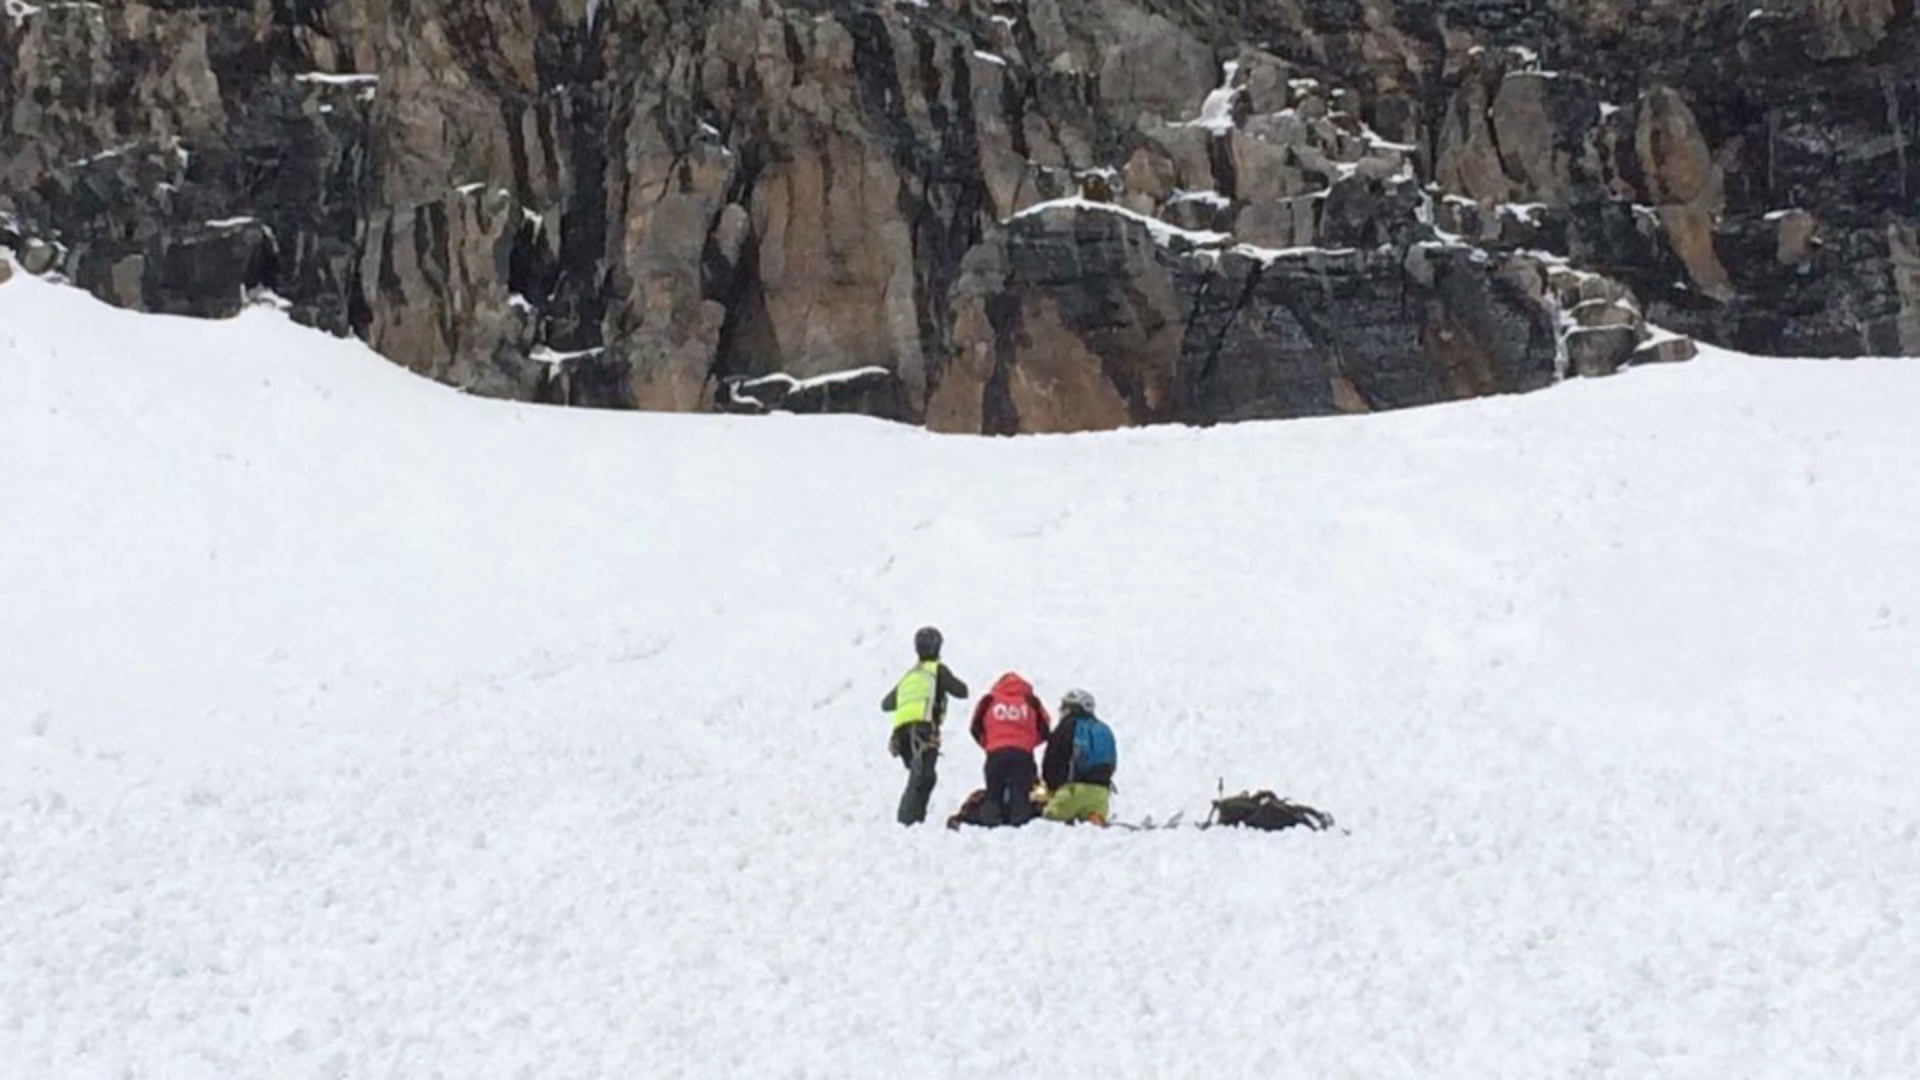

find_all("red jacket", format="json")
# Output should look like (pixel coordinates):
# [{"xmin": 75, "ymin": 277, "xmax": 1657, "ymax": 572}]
[{"xmin": 970, "ymin": 673, "xmax": 1052, "ymax": 754}]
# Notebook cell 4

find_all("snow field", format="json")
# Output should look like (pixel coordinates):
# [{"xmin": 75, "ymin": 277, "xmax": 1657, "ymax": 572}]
[{"xmin": 3, "ymin": 259, "xmax": 1919, "ymax": 1077}]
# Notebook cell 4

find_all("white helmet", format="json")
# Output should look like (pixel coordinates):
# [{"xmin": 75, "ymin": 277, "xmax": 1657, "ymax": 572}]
[{"xmin": 1060, "ymin": 688, "xmax": 1096, "ymax": 715}]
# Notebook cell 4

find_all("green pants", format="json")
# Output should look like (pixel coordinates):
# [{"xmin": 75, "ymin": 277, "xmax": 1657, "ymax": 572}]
[{"xmin": 1043, "ymin": 782, "xmax": 1110, "ymax": 823}]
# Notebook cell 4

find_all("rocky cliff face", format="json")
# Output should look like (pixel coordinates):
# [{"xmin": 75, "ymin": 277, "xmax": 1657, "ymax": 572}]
[{"xmin": 2, "ymin": 1, "xmax": 1914, "ymax": 431}]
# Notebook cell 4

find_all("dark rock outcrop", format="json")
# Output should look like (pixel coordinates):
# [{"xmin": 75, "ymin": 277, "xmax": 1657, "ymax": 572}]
[
  {"xmin": 2, "ymin": 1, "xmax": 1913, "ymax": 432},
  {"xmin": 940, "ymin": 202, "xmax": 1564, "ymax": 431}
]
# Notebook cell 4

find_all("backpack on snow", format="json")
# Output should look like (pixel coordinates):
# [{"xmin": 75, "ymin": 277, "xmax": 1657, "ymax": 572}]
[
  {"xmin": 945, "ymin": 787, "xmax": 1047, "ymax": 830},
  {"xmin": 1209, "ymin": 790, "xmax": 1335, "ymax": 832},
  {"xmin": 1069, "ymin": 716, "xmax": 1117, "ymax": 782}
]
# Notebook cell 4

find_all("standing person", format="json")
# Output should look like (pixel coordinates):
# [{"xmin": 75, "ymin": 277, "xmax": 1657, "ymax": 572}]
[
  {"xmin": 882, "ymin": 626, "xmax": 969, "ymax": 826},
  {"xmin": 969, "ymin": 672, "xmax": 1052, "ymax": 826},
  {"xmin": 1041, "ymin": 688, "xmax": 1117, "ymax": 825}
]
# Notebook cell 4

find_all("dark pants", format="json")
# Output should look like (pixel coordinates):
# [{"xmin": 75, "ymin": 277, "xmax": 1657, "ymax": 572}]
[
  {"xmin": 980, "ymin": 748, "xmax": 1038, "ymax": 827},
  {"xmin": 892, "ymin": 723, "xmax": 939, "ymax": 826}
]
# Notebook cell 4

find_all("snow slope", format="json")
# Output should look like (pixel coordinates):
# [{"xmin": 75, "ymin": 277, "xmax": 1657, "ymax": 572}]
[{"xmin": 3, "ymin": 259, "xmax": 1918, "ymax": 1078}]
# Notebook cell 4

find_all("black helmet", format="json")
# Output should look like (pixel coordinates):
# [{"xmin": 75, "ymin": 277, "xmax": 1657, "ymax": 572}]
[{"xmin": 913, "ymin": 626, "xmax": 943, "ymax": 660}]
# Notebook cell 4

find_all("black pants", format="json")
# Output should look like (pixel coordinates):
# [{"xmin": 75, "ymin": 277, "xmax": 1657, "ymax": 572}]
[
  {"xmin": 892, "ymin": 723, "xmax": 939, "ymax": 826},
  {"xmin": 980, "ymin": 748, "xmax": 1038, "ymax": 827}
]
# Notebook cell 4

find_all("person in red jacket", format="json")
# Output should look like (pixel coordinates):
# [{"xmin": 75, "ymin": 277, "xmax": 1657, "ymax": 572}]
[{"xmin": 969, "ymin": 672, "xmax": 1052, "ymax": 826}]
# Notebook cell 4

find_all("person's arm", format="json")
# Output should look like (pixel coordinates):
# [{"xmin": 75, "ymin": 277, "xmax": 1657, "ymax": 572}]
[
  {"xmin": 880, "ymin": 686, "xmax": 897, "ymax": 712},
  {"xmin": 1031, "ymin": 696, "xmax": 1053, "ymax": 744},
  {"xmin": 969, "ymin": 696, "xmax": 990, "ymax": 747},
  {"xmin": 1041, "ymin": 717, "xmax": 1072, "ymax": 789},
  {"xmin": 939, "ymin": 665, "xmax": 969, "ymax": 699}
]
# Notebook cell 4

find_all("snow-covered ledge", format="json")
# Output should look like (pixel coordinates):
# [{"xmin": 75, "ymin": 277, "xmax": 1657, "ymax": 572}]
[{"xmin": 1006, "ymin": 197, "xmax": 1232, "ymax": 250}]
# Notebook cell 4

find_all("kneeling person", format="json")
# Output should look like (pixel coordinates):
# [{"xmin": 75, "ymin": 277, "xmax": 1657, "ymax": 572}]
[
  {"xmin": 1042, "ymin": 688, "xmax": 1117, "ymax": 824},
  {"xmin": 970, "ymin": 672, "xmax": 1051, "ymax": 826}
]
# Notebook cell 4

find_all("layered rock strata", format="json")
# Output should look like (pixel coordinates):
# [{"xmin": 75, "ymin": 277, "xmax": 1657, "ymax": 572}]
[{"xmin": 4, "ymin": 1, "xmax": 1913, "ymax": 430}]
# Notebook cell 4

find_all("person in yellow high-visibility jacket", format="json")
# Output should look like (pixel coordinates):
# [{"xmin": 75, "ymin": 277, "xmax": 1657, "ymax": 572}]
[{"xmin": 880, "ymin": 626, "xmax": 970, "ymax": 825}]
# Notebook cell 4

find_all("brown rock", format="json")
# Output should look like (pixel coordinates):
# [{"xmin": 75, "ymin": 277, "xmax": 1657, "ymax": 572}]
[
  {"xmin": 1491, "ymin": 73, "xmax": 1565, "ymax": 201},
  {"xmin": 710, "ymin": 204, "xmax": 751, "ymax": 275},
  {"xmin": 1231, "ymin": 126, "xmax": 1311, "ymax": 204},
  {"xmin": 630, "ymin": 300, "xmax": 726, "ymax": 412},
  {"xmin": 1122, "ymin": 148, "xmax": 1177, "ymax": 207},
  {"xmin": 1139, "ymin": 123, "xmax": 1220, "ymax": 198},
  {"xmin": 929, "ymin": 248, "xmax": 1002, "ymax": 435},
  {"xmin": 1566, "ymin": 326, "xmax": 1641, "ymax": 377},
  {"xmin": 1658, "ymin": 203, "xmax": 1737, "ymax": 302},
  {"xmin": 1238, "ymin": 50, "xmax": 1297, "ymax": 116},
  {"xmin": 1498, "ymin": 259, "xmax": 1548, "ymax": 304},
  {"xmin": 20, "ymin": 241, "xmax": 59, "ymax": 277},
  {"xmin": 1236, "ymin": 197, "xmax": 1320, "ymax": 249},
  {"xmin": 108, "ymin": 255, "xmax": 147, "ymax": 310},
  {"xmin": 359, "ymin": 185, "xmax": 534, "ymax": 398},
  {"xmin": 1079, "ymin": 171, "xmax": 1116, "ymax": 203},
  {"xmin": 941, "ymin": 204, "xmax": 1184, "ymax": 433},
  {"xmin": 1089, "ymin": 7, "xmax": 1217, "ymax": 125},
  {"xmin": 1891, "ymin": 221, "xmax": 1920, "ymax": 355},
  {"xmin": 1809, "ymin": 0, "xmax": 1898, "ymax": 60},
  {"xmin": 1436, "ymin": 74, "xmax": 1507, "ymax": 204},
  {"xmin": 1775, "ymin": 210, "xmax": 1819, "ymax": 265},
  {"xmin": 1625, "ymin": 87, "xmax": 1740, "ymax": 305},
  {"xmin": 751, "ymin": 139, "xmax": 920, "ymax": 378},
  {"xmin": 1004, "ymin": 298, "xmax": 1142, "ymax": 433},
  {"xmin": 1423, "ymin": 304, "xmax": 1503, "ymax": 398},
  {"xmin": 1331, "ymin": 374, "xmax": 1371, "ymax": 414},
  {"xmin": 1635, "ymin": 86, "xmax": 1716, "ymax": 208}
]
